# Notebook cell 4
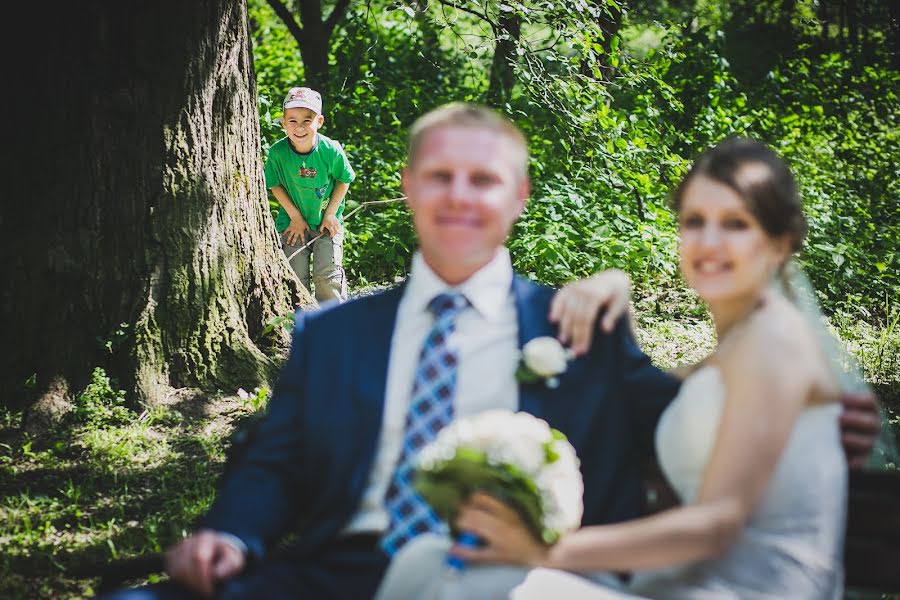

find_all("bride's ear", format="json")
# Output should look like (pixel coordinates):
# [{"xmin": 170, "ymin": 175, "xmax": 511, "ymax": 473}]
[{"xmin": 771, "ymin": 234, "xmax": 794, "ymax": 273}]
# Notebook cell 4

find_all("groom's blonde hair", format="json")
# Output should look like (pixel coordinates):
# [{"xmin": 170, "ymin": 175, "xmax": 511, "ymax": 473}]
[{"xmin": 406, "ymin": 103, "xmax": 529, "ymax": 178}]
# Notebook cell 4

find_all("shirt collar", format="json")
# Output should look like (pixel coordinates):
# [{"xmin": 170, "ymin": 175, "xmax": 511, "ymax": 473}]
[
  {"xmin": 287, "ymin": 133, "xmax": 319, "ymax": 156},
  {"xmin": 406, "ymin": 249, "xmax": 514, "ymax": 322}
]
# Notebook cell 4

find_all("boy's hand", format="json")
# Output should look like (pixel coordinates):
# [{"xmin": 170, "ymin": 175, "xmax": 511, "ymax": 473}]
[
  {"xmin": 319, "ymin": 214, "xmax": 342, "ymax": 237},
  {"xmin": 284, "ymin": 218, "xmax": 310, "ymax": 246}
]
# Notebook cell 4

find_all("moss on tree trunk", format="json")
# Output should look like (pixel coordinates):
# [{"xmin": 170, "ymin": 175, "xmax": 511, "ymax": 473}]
[{"xmin": 3, "ymin": 0, "xmax": 310, "ymax": 426}]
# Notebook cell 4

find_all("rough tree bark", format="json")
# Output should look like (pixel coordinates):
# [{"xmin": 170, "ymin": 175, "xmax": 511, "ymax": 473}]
[
  {"xmin": 486, "ymin": 12, "xmax": 522, "ymax": 107},
  {"xmin": 891, "ymin": 0, "xmax": 900, "ymax": 69},
  {"xmin": 581, "ymin": 0, "xmax": 623, "ymax": 83},
  {"xmin": 820, "ymin": 0, "xmax": 831, "ymax": 43},
  {"xmin": 779, "ymin": 0, "xmax": 797, "ymax": 27},
  {"xmin": 847, "ymin": 0, "xmax": 859, "ymax": 47},
  {"xmin": 4, "ymin": 0, "xmax": 307, "ymax": 424},
  {"xmin": 839, "ymin": 0, "xmax": 847, "ymax": 40}
]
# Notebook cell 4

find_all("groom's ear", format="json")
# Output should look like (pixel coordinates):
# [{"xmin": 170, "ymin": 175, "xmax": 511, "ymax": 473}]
[
  {"xmin": 515, "ymin": 177, "xmax": 530, "ymax": 214},
  {"xmin": 401, "ymin": 167, "xmax": 413, "ymax": 209}
]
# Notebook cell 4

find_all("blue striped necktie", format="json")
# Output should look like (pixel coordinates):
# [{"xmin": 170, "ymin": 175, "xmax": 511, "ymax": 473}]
[{"xmin": 380, "ymin": 292, "xmax": 469, "ymax": 555}]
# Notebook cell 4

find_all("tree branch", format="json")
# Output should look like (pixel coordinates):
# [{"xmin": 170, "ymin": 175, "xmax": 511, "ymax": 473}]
[
  {"xmin": 434, "ymin": 0, "xmax": 496, "ymax": 28},
  {"xmin": 533, "ymin": 30, "xmax": 566, "ymax": 53},
  {"xmin": 266, "ymin": 0, "xmax": 305, "ymax": 45},
  {"xmin": 325, "ymin": 0, "xmax": 353, "ymax": 36}
]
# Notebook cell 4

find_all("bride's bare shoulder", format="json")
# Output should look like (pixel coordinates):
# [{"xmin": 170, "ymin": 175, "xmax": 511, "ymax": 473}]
[
  {"xmin": 723, "ymin": 296, "xmax": 809, "ymax": 357},
  {"xmin": 717, "ymin": 297, "xmax": 838, "ymax": 403}
]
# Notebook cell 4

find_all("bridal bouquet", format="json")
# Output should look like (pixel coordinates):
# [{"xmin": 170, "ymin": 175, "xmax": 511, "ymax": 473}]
[{"xmin": 414, "ymin": 409, "xmax": 584, "ymax": 545}]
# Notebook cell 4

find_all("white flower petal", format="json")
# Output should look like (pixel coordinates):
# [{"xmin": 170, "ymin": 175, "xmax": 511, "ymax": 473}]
[
  {"xmin": 415, "ymin": 409, "xmax": 584, "ymax": 538},
  {"xmin": 522, "ymin": 337, "xmax": 569, "ymax": 377}
]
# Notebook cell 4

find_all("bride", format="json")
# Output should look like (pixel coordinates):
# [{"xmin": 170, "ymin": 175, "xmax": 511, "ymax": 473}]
[{"xmin": 377, "ymin": 137, "xmax": 853, "ymax": 599}]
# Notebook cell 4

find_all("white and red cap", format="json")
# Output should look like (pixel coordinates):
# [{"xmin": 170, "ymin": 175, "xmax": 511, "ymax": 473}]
[{"xmin": 283, "ymin": 86, "xmax": 322, "ymax": 114}]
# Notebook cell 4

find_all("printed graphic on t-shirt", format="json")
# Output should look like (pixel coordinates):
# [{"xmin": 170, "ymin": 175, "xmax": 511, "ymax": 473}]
[{"xmin": 298, "ymin": 167, "xmax": 318, "ymax": 178}]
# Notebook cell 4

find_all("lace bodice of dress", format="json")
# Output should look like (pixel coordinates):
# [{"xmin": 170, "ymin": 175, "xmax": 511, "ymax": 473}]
[{"xmin": 647, "ymin": 365, "xmax": 848, "ymax": 599}]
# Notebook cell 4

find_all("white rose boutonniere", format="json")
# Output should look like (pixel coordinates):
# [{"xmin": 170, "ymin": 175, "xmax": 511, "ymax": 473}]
[{"xmin": 516, "ymin": 336, "xmax": 572, "ymax": 389}]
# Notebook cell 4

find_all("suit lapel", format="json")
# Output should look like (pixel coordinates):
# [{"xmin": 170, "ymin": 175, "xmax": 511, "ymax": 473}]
[
  {"xmin": 513, "ymin": 277, "xmax": 556, "ymax": 421},
  {"xmin": 354, "ymin": 277, "xmax": 556, "ymax": 428},
  {"xmin": 354, "ymin": 285, "xmax": 405, "ymax": 457}
]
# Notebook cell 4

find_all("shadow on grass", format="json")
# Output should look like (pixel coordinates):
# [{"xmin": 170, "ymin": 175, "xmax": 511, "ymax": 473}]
[{"xmin": 0, "ymin": 391, "xmax": 246, "ymax": 600}]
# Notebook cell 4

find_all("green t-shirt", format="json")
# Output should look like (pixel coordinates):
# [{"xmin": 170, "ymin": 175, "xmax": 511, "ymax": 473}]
[{"xmin": 265, "ymin": 133, "xmax": 355, "ymax": 230}]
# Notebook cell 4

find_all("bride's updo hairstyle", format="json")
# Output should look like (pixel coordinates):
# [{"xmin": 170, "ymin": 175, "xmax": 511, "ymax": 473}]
[{"xmin": 672, "ymin": 137, "xmax": 808, "ymax": 254}]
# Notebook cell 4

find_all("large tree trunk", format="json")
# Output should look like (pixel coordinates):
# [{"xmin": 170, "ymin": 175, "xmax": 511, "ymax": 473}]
[
  {"xmin": 265, "ymin": 0, "xmax": 353, "ymax": 94},
  {"xmin": 839, "ymin": 0, "xmax": 847, "ymax": 42},
  {"xmin": 4, "ymin": 0, "xmax": 306, "ymax": 424},
  {"xmin": 779, "ymin": 0, "xmax": 797, "ymax": 26},
  {"xmin": 486, "ymin": 13, "xmax": 522, "ymax": 107},
  {"xmin": 847, "ymin": 0, "xmax": 859, "ymax": 47},
  {"xmin": 297, "ymin": 0, "xmax": 332, "ymax": 92},
  {"xmin": 820, "ymin": 0, "xmax": 831, "ymax": 43},
  {"xmin": 890, "ymin": 0, "xmax": 900, "ymax": 69},
  {"xmin": 580, "ymin": 0, "xmax": 623, "ymax": 83}
]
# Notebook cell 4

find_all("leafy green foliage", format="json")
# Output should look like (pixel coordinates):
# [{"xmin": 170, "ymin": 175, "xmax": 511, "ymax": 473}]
[
  {"xmin": 97, "ymin": 323, "xmax": 130, "ymax": 354},
  {"xmin": 250, "ymin": 0, "xmax": 461, "ymax": 284},
  {"xmin": 262, "ymin": 313, "xmax": 294, "ymax": 337},
  {"xmin": 344, "ymin": 203, "xmax": 415, "ymax": 285},
  {"xmin": 248, "ymin": 0, "xmax": 896, "ymax": 319},
  {"xmin": 238, "ymin": 385, "xmax": 271, "ymax": 412},
  {"xmin": 73, "ymin": 368, "xmax": 131, "ymax": 428},
  {"xmin": 759, "ymin": 54, "xmax": 899, "ymax": 314},
  {"xmin": 9, "ymin": 3, "xmax": 899, "ymax": 597}
]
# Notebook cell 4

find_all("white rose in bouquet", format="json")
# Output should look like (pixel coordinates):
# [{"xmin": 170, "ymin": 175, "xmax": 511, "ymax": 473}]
[{"xmin": 415, "ymin": 409, "xmax": 584, "ymax": 545}]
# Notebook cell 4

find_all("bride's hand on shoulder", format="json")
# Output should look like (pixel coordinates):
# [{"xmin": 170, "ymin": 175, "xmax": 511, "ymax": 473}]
[
  {"xmin": 550, "ymin": 269, "xmax": 632, "ymax": 357},
  {"xmin": 450, "ymin": 492, "xmax": 549, "ymax": 568}
]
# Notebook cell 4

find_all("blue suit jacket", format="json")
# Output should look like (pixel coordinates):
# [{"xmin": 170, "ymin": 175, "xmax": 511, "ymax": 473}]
[{"xmin": 204, "ymin": 277, "xmax": 679, "ymax": 564}]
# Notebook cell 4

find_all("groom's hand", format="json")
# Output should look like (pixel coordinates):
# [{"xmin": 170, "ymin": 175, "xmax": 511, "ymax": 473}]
[
  {"xmin": 165, "ymin": 529, "xmax": 246, "ymax": 597},
  {"xmin": 839, "ymin": 391, "xmax": 882, "ymax": 469}
]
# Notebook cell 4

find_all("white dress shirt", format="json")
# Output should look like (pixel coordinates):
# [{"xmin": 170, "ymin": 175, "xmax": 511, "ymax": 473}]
[{"xmin": 341, "ymin": 249, "xmax": 521, "ymax": 535}]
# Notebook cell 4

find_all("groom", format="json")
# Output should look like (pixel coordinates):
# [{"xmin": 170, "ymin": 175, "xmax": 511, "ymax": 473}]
[{"xmin": 105, "ymin": 104, "xmax": 877, "ymax": 600}]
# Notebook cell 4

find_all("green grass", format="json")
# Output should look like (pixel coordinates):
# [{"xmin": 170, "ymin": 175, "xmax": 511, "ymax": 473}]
[
  {"xmin": 1, "ymin": 291, "xmax": 897, "ymax": 600},
  {"xmin": 0, "ymin": 383, "xmax": 252, "ymax": 599}
]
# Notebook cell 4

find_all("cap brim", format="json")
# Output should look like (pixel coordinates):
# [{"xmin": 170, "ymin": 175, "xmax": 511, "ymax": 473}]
[{"xmin": 283, "ymin": 101, "xmax": 321, "ymax": 114}]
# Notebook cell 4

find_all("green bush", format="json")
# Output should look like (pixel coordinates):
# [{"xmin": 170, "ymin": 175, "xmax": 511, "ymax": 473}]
[
  {"xmin": 248, "ymin": 0, "xmax": 898, "ymax": 320},
  {"xmin": 73, "ymin": 368, "xmax": 131, "ymax": 428}
]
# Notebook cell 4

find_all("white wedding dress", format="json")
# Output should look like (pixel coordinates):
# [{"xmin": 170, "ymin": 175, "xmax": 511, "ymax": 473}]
[
  {"xmin": 375, "ymin": 366, "xmax": 847, "ymax": 600},
  {"xmin": 513, "ymin": 365, "xmax": 847, "ymax": 600}
]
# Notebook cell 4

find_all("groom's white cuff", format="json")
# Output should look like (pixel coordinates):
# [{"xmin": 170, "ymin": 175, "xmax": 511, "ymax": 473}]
[{"xmin": 216, "ymin": 530, "xmax": 248, "ymax": 556}]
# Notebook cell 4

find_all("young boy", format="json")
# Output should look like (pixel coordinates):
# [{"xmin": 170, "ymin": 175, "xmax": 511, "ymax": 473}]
[{"xmin": 265, "ymin": 86, "xmax": 355, "ymax": 303}]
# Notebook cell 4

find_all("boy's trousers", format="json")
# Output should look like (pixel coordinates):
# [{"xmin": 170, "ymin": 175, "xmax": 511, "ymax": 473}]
[{"xmin": 282, "ymin": 229, "xmax": 347, "ymax": 303}]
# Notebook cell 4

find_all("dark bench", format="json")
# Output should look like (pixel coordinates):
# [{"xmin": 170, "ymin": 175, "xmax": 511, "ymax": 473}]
[
  {"xmin": 642, "ymin": 461, "xmax": 900, "ymax": 594},
  {"xmin": 87, "ymin": 467, "xmax": 900, "ymax": 595},
  {"xmin": 84, "ymin": 416, "xmax": 900, "ymax": 596},
  {"xmin": 844, "ymin": 469, "xmax": 900, "ymax": 591}
]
